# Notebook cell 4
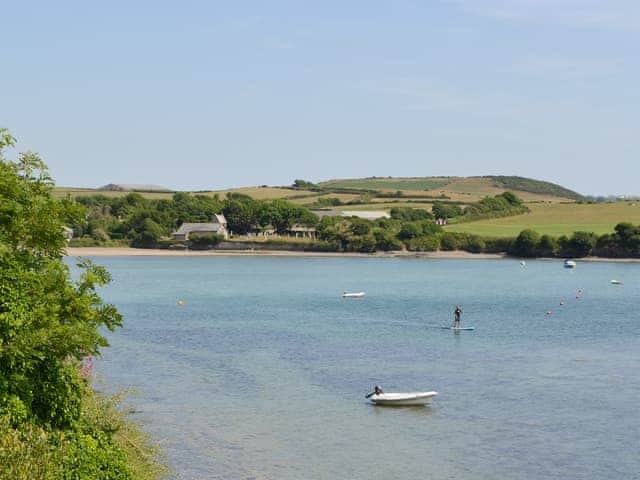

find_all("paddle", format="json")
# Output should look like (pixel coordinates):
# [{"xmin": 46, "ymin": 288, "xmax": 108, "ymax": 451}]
[{"xmin": 365, "ymin": 391, "xmax": 375, "ymax": 399}]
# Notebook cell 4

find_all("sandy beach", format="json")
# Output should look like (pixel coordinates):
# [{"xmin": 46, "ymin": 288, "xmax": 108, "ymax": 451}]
[{"xmin": 65, "ymin": 247, "xmax": 507, "ymax": 259}]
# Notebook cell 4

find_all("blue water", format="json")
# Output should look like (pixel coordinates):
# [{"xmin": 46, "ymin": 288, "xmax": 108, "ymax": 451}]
[{"xmin": 70, "ymin": 257, "xmax": 640, "ymax": 479}]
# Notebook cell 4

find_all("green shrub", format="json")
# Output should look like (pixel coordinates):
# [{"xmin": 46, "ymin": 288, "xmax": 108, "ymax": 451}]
[
  {"xmin": 510, "ymin": 229, "xmax": 541, "ymax": 257},
  {"xmin": 464, "ymin": 235, "xmax": 486, "ymax": 253},
  {"xmin": 483, "ymin": 237, "xmax": 513, "ymax": 253},
  {"xmin": 439, "ymin": 232, "xmax": 460, "ymax": 251},
  {"xmin": 407, "ymin": 235, "xmax": 440, "ymax": 252},
  {"xmin": 189, "ymin": 233, "xmax": 224, "ymax": 248},
  {"xmin": 374, "ymin": 230, "xmax": 404, "ymax": 251}
]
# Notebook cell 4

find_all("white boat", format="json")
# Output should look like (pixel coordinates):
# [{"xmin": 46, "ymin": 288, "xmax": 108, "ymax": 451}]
[
  {"xmin": 563, "ymin": 260, "xmax": 577, "ymax": 269},
  {"xmin": 342, "ymin": 292, "xmax": 365, "ymax": 298},
  {"xmin": 369, "ymin": 391, "xmax": 438, "ymax": 406},
  {"xmin": 610, "ymin": 279, "xmax": 623, "ymax": 285}
]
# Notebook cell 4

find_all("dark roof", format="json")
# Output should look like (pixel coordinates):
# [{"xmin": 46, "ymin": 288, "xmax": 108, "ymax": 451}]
[{"xmin": 174, "ymin": 223, "xmax": 224, "ymax": 235}]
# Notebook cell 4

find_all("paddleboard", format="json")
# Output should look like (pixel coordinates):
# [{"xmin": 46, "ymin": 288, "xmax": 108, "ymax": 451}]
[{"xmin": 441, "ymin": 326, "xmax": 475, "ymax": 331}]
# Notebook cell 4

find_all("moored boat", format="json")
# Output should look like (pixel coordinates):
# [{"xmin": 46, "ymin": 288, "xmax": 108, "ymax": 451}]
[
  {"xmin": 342, "ymin": 292, "xmax": 365, "ymax": 298},
  {"xmin": 368, "ymin": 391, "xmax": 438, "ymax": 406},
  {"xmin": 563, "ymin": 260, "xmax": 577, "ymax": 269}
]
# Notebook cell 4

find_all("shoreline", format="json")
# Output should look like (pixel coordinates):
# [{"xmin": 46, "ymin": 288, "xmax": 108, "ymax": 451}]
[
  {"xmin": 64, "ymin": 247, "xmax": 640, "ymax": 263},
  {"xmin": 65, "ymin": 247, "xmax": 504, "ymax": 259}
]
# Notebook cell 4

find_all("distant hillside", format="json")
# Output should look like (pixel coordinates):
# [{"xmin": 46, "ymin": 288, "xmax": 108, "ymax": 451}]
[
  {"xmin": 317, "ymin": 176, "xmax": 583, "ymax": 202},
  {"xmin": 488, "ymin": 176, "xmax": 584, "ymax": 201},
  {"xmin": 55, "ymin": 176, "xmax": 585, "ymax": 213}
]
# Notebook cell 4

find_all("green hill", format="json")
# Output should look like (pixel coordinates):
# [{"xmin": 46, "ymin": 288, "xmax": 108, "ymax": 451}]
[
  {"xmin": 488, "ymin": 176, "xmax": 584, "ymax": 201},
  {"xmin": 317, "ymin": 176, "xmax": 583, "ymax": 202}
]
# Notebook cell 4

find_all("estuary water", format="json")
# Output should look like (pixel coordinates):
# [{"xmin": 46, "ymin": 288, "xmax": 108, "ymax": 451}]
[{"xmin": 72, "ymin": 256, "xmax": 640, "ymax": 479}]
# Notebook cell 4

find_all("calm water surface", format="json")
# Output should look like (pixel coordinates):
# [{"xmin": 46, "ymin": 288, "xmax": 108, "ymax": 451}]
[{"xmin": 70, "ymin": 257, "xmax": 640, "ymax": 479}]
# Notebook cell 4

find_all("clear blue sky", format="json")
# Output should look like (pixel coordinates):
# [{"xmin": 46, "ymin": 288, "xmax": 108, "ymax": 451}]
[{"xmin": 1, "ymin": 1, "xmax": 638, "ymax": 195}]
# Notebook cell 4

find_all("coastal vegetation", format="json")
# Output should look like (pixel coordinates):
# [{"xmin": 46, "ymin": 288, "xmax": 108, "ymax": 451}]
[
  {"xmin": 65, "ymin": 185, "xmax": 535, "ymax": 253},
  {"xmin": 0, "ymin": 130, "xmax": 166, "ymax": 480}
]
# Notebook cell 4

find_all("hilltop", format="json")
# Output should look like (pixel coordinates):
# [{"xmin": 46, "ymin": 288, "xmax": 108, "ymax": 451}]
[
  {"xmin": 55, "ymin": 175, "xmax": 584, "ymax": 207},
  {"xmin": 318, "ymin": 175, "xmax": 584, "ymax": 202}
]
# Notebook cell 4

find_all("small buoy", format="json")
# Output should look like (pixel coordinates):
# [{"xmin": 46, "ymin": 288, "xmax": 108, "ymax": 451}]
[
  {"xmin": 177, "ymin": 300, "xmax": 185, "ymax": 306},
  {"xmin": 560, "ymin": 301, "xmax": 565, "ymax": 306},
  {"xmin": 545, "ymin": 310, "xmax": 552, "ymax": 316}
]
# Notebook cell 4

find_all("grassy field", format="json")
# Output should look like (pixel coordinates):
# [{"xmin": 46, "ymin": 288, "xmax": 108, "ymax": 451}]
[
  {"xmin": 209, "ymin": 186, "xmax": 317, "ymax": 200},
  {"xmin": 423, "ymin": 177, "xmax": 574, "ymax": 203},
  {"xmin": 320, "ymin": 177, "xmax": 452, "ymax": 192},
  {"xmin": 54, "ymin": 186, "xmax": 318, "ymax": 201},
  {"xmin": 445, "ymin": 202, "xmax": 640, "ymax": 237},
  {"xmin": 320, "ymin": 176, "xmax": 575, "ymax": 203},
  {"xmin": 334, "ymin": 201, "xmax": 435, "ymax": 211},
  {"xmin": 290, "ymin": 192, "xmax": 363, "ymax": 206}
]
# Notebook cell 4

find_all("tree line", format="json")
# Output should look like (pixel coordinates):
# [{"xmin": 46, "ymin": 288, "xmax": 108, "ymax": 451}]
[{"xmin": 71, "ymin": 192, "xmax": 317, "ymax": 247}]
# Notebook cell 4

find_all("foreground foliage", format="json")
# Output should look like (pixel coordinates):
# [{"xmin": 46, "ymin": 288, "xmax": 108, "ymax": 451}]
[{"xmin": 0, "ymin": 129, "xmax": 166, "ymax": 479}]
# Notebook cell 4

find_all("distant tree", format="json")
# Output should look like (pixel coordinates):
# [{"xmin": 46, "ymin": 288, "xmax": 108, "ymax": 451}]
[
  {"xmin": 511, "ymin": 229, "xmax": 541, "ymax": 257},
  {"xmin": 292, "ymin": 179, "xmax": 317, "ymax": 189},
  {"xmin": 563, "ymin": 231, "xmax": 597, "ymax": 258},
  {"xmin": 432, "ymin": 201, "xmax": 462, "ymax": 219},
  {"xmin": 439, "ymin": 232, "xmax": 460, "ymax": 251},
  {"xmin": 223, "ymin": 198, "xmax": 259, "ymax": 234},
  {"xmin": 465, "ymin": 235, "xmax": 486, "ymax": 253},
  {"xmin": 261, "ymin": 199, "xmax": 318, "ymax": 233},
  {"xmin": 390, "ymin": 207, "xmax": 433, "ymax": 222},
  {"xmin": 536, "ymin": 234, "xmax": 557, "ymax": 257},
  {"xmin": 131, "ymin": 218, "xmax": 163, "ymax": 247},
  {"xmin": 373, "ymin": 229, "xmax": 403, "ymax": 251},
  {"xmin": 407, "ymin": 235, "xmax": 440, "ymax": 252},
  {"xmin": 398, "ymin": 222, "xmax": 421, "ymax": 240},
  {"xmin": 498, "ymin": 191, "xmax": 522, "ymax": 206}
]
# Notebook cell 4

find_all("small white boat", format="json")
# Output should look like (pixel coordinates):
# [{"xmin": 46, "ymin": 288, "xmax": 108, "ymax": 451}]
[
  {"xmin": 610, "ymin": 279, "xmax": 623, "ymax": 285},
  {"xmin": 520, "ymin": 260, "xmax": 526, "ymax": 266},
  {"xmin": 342, "ymin": 292, "xmax": 365, "ymax": 298},
  {"xmin": 369, "ymin": 391, "xmax": 438, "ymax": 406},
  {"xmin": 563, "ymin": 260, "xmax": 577, "ymax": 269}
]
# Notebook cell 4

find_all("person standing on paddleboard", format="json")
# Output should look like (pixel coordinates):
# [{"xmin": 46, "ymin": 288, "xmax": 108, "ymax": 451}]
[{"xmin": 454, "ymin": 306, "xmax": 462, "ymax": 328}]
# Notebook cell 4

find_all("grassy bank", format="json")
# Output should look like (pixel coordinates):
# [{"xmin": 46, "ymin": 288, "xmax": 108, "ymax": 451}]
[
  {"xmin": 445, "ymin": 202, "xmax": 640, "ymax": 237},
  {"xmin": 0, "ymin": 384, "xmax": 167, "ymax": 480}
]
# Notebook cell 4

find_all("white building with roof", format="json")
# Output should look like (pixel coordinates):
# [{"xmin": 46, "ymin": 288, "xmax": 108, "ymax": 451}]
[{"xmin": 172, "ymin": 214, "xmax": 229, "ymax": 241}]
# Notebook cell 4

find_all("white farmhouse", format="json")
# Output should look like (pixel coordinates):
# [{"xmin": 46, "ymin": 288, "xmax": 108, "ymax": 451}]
[{"xmin": 172, "ymin": 214, "xmax": 229, "ymax": 241}]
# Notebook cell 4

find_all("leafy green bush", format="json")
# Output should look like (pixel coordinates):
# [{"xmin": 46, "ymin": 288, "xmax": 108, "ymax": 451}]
[
  {"xmin": 510, "ymin": 229, "xmax": 541, "ymax": 257},
  {"xmin": 0, "ymin": 130, "xmax": 166, "ymax": 480},
  {"xmin": 390, "ymin": 207, "xmax": 433, "ymax": 222},
  {"xmin": 439, "ymin": 232, "xmax": 460, "ymax": 251},
  {"xmin": 407, "ymin": 235, "xmax": 440, "ymax": 252},
  {"xmin": 189, "ymin": 233, "xmax": 224, "ymax": 248},
  {"xmin": 374, "ymin": 229, "xmax": 404, "ymax": 251}
]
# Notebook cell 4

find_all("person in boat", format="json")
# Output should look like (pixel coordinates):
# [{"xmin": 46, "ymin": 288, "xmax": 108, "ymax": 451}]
[
  {"xmin": 454, "ymin": 306, "xmax": 462, "ymax": 328},
  {"xmin": 366, "ymin": 385, "xmax": 384, "ymax": 398}
]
